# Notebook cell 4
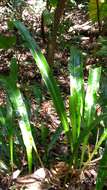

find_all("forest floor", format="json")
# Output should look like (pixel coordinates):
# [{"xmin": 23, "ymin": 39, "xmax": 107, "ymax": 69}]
[{"xmin": 0, "ymin": 1, "xmax": 106, "ymax": 190}]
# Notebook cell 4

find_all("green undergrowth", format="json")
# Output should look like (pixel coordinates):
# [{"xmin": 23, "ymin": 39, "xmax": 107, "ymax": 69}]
[{"xmin": 0, "ymin": 20, "xmax": 107, "ymax": 189}]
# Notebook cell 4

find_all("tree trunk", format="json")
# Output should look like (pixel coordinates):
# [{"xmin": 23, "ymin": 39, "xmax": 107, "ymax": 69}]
[
  {"xmin": 96, "ymin": 0, "xmax": 102, "ymax": 33},
  {"xmin": 47, "ymin": 0, "xmax": 67, "ymax": 66}
]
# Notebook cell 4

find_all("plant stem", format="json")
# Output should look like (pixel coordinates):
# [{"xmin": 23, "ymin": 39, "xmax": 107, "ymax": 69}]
[
  {"xmin": 82, "ymin": 130, "xmax": 107, "ymax": 171},
  {"xmin": 10, "ymin": 135, "xmax": 14, "ymax": 171}
]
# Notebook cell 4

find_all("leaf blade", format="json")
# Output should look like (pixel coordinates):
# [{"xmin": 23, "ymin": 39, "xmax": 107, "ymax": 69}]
[
  {"xmin": 69, "ymin": 47, "xmax": 84, "ymax": 144},
  {"xmin": 13, "ymin": 20, "xmax": 69, "ymax": 134}
]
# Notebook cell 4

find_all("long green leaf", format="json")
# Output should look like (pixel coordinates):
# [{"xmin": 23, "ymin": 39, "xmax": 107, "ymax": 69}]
[
  {"xmin": 13, "ymin": 20, "xmax": 69, "ymax": 134},
  {"xmin": 0, "ymin": 107, "xmax": 6, "ymax": 127},
  {"xmin": 84, "ymin": 67, "xmax": 101, "ymax": 126},
  {"xmin": 0, "ymin": 78, "xmax": 33, "ymax": 172},
  {"xmin": 81, "ymin": 67, "xmax": 101, "ymax": 166},
  {"xmin": 0, "ymin": 59, "xmax": 43, "ymax": 172},
  {"xmin": 5, "ymin": 100, "xmax": 14, "ymax": 170},
  {"xmin": 69, "ymin": 47, "xmax": 84, "ymax": 145},
  {"xmin": 0, "ymin": 103, "xmax": 14, "ymax": 170}
]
